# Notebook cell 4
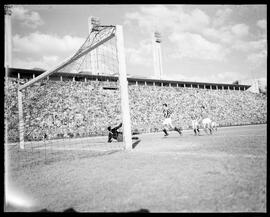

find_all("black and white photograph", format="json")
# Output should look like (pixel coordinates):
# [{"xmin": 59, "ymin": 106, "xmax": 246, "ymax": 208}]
[{"xmin": 4, "ymin": 4, "xmax": 267, "ymax": 212}]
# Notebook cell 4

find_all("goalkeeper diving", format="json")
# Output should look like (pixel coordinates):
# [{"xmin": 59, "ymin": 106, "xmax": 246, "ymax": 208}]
[{"xmin": 107, "ymin": 123, "xmax": 139, "ymax": 143}]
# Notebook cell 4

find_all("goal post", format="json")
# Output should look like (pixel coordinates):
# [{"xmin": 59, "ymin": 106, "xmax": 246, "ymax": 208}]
[
  {"xmin": 17, "ymin": 23, "xmax": 133, "ymax": 150},
  {"xmin": 17, "ymin": 89, "xmax": 24, "ymax": 149},
  {"xmin": 115, "ymin": 25, "xmax": 132, "ymax": 150}
]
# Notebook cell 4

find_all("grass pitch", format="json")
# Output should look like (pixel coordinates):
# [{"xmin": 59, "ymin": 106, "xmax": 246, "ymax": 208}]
[{"xmin": 5, "ymin": 124, "xmax": 266, "ymax": 212}]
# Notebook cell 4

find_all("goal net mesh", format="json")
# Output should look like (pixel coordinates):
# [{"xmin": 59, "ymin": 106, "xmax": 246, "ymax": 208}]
[{"xmin": 8, "ymin": 25, "xmax": 126, "ymax": 166}]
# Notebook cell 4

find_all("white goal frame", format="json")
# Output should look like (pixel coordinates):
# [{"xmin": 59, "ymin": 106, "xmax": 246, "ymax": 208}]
[{"xmin": 17, "ymin": 25, "xmax": 132, "ymax": 150}]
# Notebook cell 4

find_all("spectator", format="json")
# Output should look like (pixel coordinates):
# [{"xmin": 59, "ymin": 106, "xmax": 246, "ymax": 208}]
[{"xmin": 5, "ymin": 77, "xmax": 267, "ymax": 142}]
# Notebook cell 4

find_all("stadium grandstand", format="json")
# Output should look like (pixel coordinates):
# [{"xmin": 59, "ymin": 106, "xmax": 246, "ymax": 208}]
[{"xmin": 5, "ymin": 67, "xmax": 267, "ymax": 143}]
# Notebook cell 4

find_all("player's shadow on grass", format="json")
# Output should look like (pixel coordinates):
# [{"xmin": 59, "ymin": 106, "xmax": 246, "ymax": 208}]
[
  {"xmin": 37, "ymin": 208, "xmax": 77, "ymax": 212},
  {"xmin": 162, "ymin": 136, "xmax": 184, "ymax": 139},
  {"xmin": 132, "ymin": 139, "xmax": 141, "ymax": 149},
  {"xmin": 37, "ymin": 207, "xmax": 150, "ymax": 213},
  {"xmin": 126, "ymin": 208, "xmax": 150, "ymax": 213}
]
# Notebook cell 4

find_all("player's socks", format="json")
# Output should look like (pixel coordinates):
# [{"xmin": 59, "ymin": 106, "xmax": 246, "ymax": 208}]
[
  {"xmin": 194, "ymin": 129, "xmax": 197, "ymax": 135},
  {"xmin": 175, "ymin": 127, "xmax": 182, "ymax": 135},
  {"xmin": 163, "ymin": 129, "xmax": 169, "ymax": 136},
  {"xmin": 132, "ymin": 136, "xmax": 139, "ymax": 140}
]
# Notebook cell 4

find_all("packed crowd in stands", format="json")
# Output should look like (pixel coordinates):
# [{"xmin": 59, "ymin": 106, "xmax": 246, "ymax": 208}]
[{"xmin": 5, "ymin": 77, "xmax": 267, "ymax": 142}]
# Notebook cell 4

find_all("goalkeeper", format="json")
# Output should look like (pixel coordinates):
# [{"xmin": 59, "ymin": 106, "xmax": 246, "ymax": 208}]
[{"xmin": 107, "ymin": 123, "xmax": 139, "ymax": 143}]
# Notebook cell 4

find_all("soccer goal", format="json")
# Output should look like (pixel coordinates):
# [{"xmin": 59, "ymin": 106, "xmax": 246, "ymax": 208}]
[{"xmin": 17, "ymin": 17, "xmax": 132, "ymax": 151}]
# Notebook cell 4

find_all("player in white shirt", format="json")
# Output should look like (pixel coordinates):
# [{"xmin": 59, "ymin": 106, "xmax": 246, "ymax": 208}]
[
  {"xmin": 191, "ymin": 115, "xmax": 201, "ymax": 136},
  {"xmin": 211, "ymin": 121, "xmax": 218, "ymax": 131},
  {"xmin": 202, "ymin": 117, "xmax": 213, "ymax": 134}
]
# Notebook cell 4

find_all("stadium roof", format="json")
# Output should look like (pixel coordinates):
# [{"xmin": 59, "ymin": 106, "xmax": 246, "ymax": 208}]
[{"xmin": 7, "ymin": 68, "xmax": 251, "ymax": 89}]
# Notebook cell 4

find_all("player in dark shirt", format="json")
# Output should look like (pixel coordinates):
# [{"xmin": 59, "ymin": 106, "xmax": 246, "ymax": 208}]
[
  {"xmin": 162, "ymin": 103, "xmax": 182, "ymax": 136},
  {"xmin": 107, "ymin": 123, "xmax": 139, "ymax": 143},
  {"xmin": 107, "ymin": 123, "xmax": 123, "ymax": 142}
]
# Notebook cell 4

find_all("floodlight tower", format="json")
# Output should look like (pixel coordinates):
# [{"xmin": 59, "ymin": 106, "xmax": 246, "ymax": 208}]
[
  {"xmin": 88, "ymin": 16, "xmax": 101, "ymax": 74},
  {"xmin": 88, "ymin": 16, "xmax": 100, "ymax": 33},
  {"xmin": 153, "ymin": 31, "xmax": 163, "ymax": 80}
]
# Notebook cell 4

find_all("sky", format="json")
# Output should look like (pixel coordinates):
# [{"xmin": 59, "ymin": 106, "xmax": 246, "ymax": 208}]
[{"xmin": 8, "ymin": 4, "xmax": 267, "ymax": 84}]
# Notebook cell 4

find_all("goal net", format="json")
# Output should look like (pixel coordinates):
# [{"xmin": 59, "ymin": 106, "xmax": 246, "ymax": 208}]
[{"xmin": 13, "ymin": 19, "xmax": 132, "ymax": 164}]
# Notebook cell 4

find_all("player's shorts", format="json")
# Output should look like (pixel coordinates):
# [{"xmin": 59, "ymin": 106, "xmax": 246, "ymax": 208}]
[
  {"xmin": 192, "ymin": 120, "xmax": 199, "ymax": 129},
  {"xmin": 202, "ymin": 118, "xmax": 212, "ymax": 128},
  {"xmin": 163, "ymin": 118, "xmax": 172, "ymax": 126},
  {"xmin": 211, "ymin": 122, "xmax": 217, "ymax": 128}
]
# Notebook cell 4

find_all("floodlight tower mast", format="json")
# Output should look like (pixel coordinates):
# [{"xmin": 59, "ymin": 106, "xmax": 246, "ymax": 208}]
[
  {"xmin": 153, "ymin": 31, "xmax": 163, "ymax": 80},
  {"xmin": 88, "ymin": 16, "xmax": 101, "ymax": 75}
]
